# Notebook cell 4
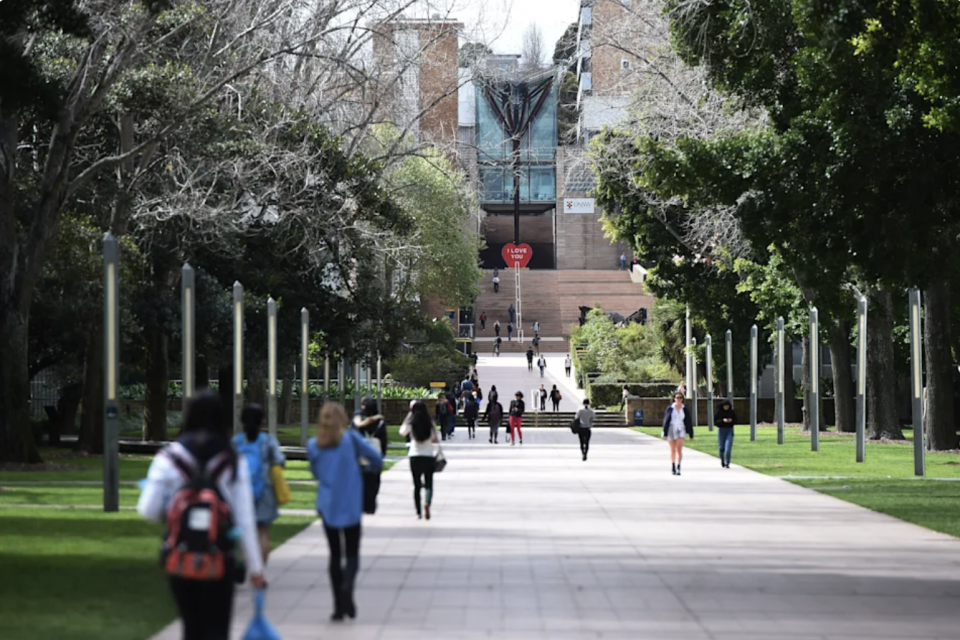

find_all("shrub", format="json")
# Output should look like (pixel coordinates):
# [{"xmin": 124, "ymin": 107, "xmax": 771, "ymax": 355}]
[{"xmin": 588, "ymin": 382, "xmax": 676, "ymax": 406}]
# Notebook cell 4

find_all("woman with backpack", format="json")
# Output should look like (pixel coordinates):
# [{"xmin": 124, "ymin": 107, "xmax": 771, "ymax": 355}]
[
  {"xmin": 137, "ymin": 389, "xmax": 264, "ymax": 640},
  {"xmin": 307, "ymin": 402, "xmax": 384, "ymax": 621},
  {"xmin": 463, "ymin": 392, "xmax": 480, "ymax": 439},
  {"xmin": 399, "ymin": 400, "xmax": 440, "ymax": 519},
  {"xmin": 234, "ymin": 404, "xmax": 286, "ymax": 564}
]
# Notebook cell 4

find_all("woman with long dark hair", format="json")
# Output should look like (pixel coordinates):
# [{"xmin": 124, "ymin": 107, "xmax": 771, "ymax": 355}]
[
  {"xmin": 137, "ymin": 389, "xmax": 264, "ymax": 640},
  {"xmin": 662, "ymin": 392, "xmax": 694, "ymax": 475},
  {"xmin": 399, "ymin": 400, "xmax": 440, "ymax": 519},
  {"xmin": 307, "ymin": 402, "xmax": 383, "ymax": 621}
]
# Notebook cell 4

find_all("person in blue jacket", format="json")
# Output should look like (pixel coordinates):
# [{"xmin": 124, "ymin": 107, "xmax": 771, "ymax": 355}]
[
  {"xmin": 662, "ymin": 392, "xmax": 694, "ymax": 476},
  {"xmin": 307, "ymin": 402, "xmax": 383, "ymax": 621}
]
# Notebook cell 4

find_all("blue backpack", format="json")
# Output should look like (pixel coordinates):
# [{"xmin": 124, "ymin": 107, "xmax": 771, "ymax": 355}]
[{"xmin": 234, "ymin": 433, "xmax": 267, "ymax": 500}]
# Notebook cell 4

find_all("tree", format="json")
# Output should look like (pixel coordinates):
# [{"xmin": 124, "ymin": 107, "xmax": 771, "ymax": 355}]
[
  {"xmin": 553, "ymin": 23, "xmax": 579, "ymax": 71},
  {"xmin": 459, "ymin": 42, "xmax": 492, "ymax": 68},
  {"xmin": 520, "ymin": 24, "xmax": 546, "ymax": 72}
]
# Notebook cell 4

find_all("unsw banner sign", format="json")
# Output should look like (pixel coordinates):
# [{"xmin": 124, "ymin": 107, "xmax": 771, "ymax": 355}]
[{"xmin": 563, "ymin": 198, "xmax": 596, "ymax": 214}]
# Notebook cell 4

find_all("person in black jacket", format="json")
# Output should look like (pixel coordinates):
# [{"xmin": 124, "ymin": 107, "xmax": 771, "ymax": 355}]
[
  {"xmin": 463, "ymin": 392, "xmax": 480, "ymax": 439},
  {"xmin": 352, "ymin": 397, "xmax": 387, "ymax": 456},
  {"xmin": 508, "ymin": 392, "xmax": 525, "ymax": 445},
  {"xmin": 662, "ymin": 392, "xmax": 694, "ymax": 476},
  {"xmin": 484, "ymin": 399, "xmax": 503, "ymax": 444},
  {"xmin": 714, "ymin": 400, "xmax": 737, "ymax": 468}
]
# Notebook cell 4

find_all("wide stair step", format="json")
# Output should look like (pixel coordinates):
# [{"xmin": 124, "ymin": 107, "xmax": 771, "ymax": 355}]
[{"xmin": 455, "ymin": 411, "xmax": 627, "ymax": 428}]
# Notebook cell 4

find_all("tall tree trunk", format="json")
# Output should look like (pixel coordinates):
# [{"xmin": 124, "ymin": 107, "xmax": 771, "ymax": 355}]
[
  {"xmin": 923, "ymin": 278, "xmax": 957, "ymax": 450},
  {"xmin": 196, "ymin": 354, "xmax": 210, "ymax": 390},
  {"xmin": 829, "ymin": 320, "xmax": 856, "ymax": 432},
  {"xmin": 219, "ymin": 364, "xmax": 234, "ymax": 435},
  {"xmin": 279, "ymin": 376, "xmax": 293, "ymax": 425},
  {"xmin": 801, "ymin": 336, "xmax": 812, "ymax": 431},
  {"xmin": 143, "ymin": 324, "xmax": 169, "ymax": 442},
  {"xmin": 783, "ymin": 338, "xmax": 799, "ymax": 422},
  {"xmin": 57, "ymin": 382, "xmax": 83, "ymax": 438},
  {"xmin": 0, "ymin": 310, "xmax": 43, "ymax": 462},
  {"xmin": 867, "ymin": 290, "xmax": 904, "ymax": 440},
  {"xmin": 79, "ymin": 327, "xmax": 104, "ymax": 453}
]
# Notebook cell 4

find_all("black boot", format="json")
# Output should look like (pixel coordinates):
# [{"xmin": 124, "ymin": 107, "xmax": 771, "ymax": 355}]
[
  {"xmin": 342, "ymin": 557, "xmax": 359, "ymax": 619},
  {"xmin": 671, "ymin": 463, "xmax": 677, "ymax": 475}
]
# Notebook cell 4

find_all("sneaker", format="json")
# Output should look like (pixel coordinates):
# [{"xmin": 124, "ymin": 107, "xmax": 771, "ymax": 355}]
[{"xmin": 425, "ymin": 504, "xmax": 431, "ymax": 520}]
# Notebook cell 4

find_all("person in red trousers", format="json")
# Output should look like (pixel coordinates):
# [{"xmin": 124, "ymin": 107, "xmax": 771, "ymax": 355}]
[{"xmin": 508, "ymin": 391, "xmax": 525, "ymax": 446}]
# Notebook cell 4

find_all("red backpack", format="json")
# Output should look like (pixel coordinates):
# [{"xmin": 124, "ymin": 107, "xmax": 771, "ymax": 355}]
[{"xmin": 161, "ymin": 443, "xmax": 235, "ymax": 581}]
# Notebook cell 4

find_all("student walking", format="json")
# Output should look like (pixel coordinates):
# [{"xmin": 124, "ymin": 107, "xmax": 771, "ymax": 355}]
[
  {"xmin": 399, "ymin": 401, "xmax": 440, "ymax": 519},
  {"xmin": 494, "ymin": 336, "xmax": 502, "ymax": 356},
  {"xmin": 576, "ymin": 399, "xmax": 596, "ymax": 461},
  {"xmin": 464, "ymin": 392, "xmax": 479, "ymax": 439},
  {"xmin": 444, "ymin": 388, "xmax": 458, "ymax": 438},
  {"xmin": 488, "ymin": 385, "xmax": 499, "ymax": 408},
  {"xmin": 307, "ymin": 402, "xmax": 383, "ymax": 621},
  {"xmin": 352, "ymin": 397, "xmax": 387, "ymax": 515},
  {"xmin": 493, "ymin": 274, "xmax": 500, "ymax": 293},
  {"xmin": 618, "ymin": 385, "xmax": 630, "ymax": 410},
  {"xmin": 475, "ymin": 386, "xmax": 484, "ymax": 410},
  {"xmin": 532, "ymin": 334, "xmax": 541, "ymax": 354},
  {"xmin": 619, "ymin": 253, "xmax": 627, "ymax": 270},
  {"xmin": 495, "ymin": 320, "xmax": 501, "ymax": 337},
  {"xmin": 549, "ymin": 385, "xmax": 562, "ymax": 411},
  {"xmin": 538, "ymin": 385, "xmax": 547, "ymax": 411},
  {"xmin": 564, "ymin": 354, "xmax": 572, "ymax": 377},
  {"xmin": 508, "ymin": 304, "xmax": 516, "ymax": 323},
  {"xmin": 526, "ymin": 347, "xmax": 535, "ymax": 371},
  {"xmin": 662, "ymin": 392, "xmax": 694, "ymax": 476},
  {"xmin": 485, "ymin": 397, "xmax": 504, "ymax": 443},
  {"xmin": 435, "ymin": 392, "xmax": 454, "ymax": 441},
  {"xmin": 480, "ymin": 312, "xmax": 487, "ymax": 331},
  {"xmin": 235, "ymin": 403, "xmax": 286, "ymax": 564},
  {"xmin": 714, "ymin": 399, "xmax": 737, "ymax": 468},
  {"xmin": 508, "ymin": 392, "xmax": 525, "ymax": 445},
  {"xmin": 137, "ymin": 389, "xmax": 265, "ymax": 640},
  {"xmin": 537, "ymin": 355, "xmax": 547, "ymax": 377},
  {"xmin": 533, "ymin": 320, "xmax": 540, "ymax": 334},
  {"xmin": 507, "ymin": 322, "xmax": 514, "ymax": 341}
]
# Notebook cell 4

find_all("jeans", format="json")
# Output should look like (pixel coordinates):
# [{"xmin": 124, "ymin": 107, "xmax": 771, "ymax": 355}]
[
  {"xmin": 717, "ymin": 427, "xmax": 734, "ymax": 465},
  {"xmin": 579, "ymin": 428, "xmax": 592, "ymax": 457},
  {"xmin": 508, "ymin": 416, "xmax": 523, "ymax": 442},
  {"xmin": 169, "ymin": 574, "xmax": 235, "ymax": 640}
]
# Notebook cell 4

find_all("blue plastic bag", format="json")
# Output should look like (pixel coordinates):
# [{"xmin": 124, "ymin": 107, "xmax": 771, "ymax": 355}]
[{"xmin": 242, "ymin": 590, "xmax": 282, "ymax": 640}]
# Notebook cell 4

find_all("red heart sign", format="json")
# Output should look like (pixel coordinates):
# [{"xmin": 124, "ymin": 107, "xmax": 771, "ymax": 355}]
[{"xmin": 502, "ymin": 243, "xmax": 533, "ymax": 268}]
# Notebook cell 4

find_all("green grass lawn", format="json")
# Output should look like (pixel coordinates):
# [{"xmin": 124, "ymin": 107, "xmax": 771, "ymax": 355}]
[
  {"xmin": 634, "ymin": 425, "xmax": 960, "ymax": 537},
  {"xmin": 0, "ymin": 508, "xmax": 314, "ymax": 640},
  {"xmin": 276, "ymin": 424, "xmax": 407, "ymax": 448}
]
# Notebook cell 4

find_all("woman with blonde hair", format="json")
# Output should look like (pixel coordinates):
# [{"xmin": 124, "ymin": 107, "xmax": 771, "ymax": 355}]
[{"xmin": 307, "ymin": 402, "xmax": 383, "ymax": 621}]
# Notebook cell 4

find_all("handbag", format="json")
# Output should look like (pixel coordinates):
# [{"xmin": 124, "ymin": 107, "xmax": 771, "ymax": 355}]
[
  {"xmin": 350, "ymin": 430, "xmax": 380, "ymax": 515},
  {"xmin": 434, "ymin": 447, "xmax": 447, "ymax": 473},
  {"xmin": 569, "ymin": 417, "xmax": 581, "ymax": 435},
  {"xmin": 241, "ymin": 590, "xmax": 282, "ymax": 640},
  {"xmin": 269, "ymin": 465, "xmax": 291, "ymax": 506}
]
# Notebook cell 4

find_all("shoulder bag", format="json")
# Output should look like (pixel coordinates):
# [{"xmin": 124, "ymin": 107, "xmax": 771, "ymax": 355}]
[{"xmin": 434, "ymin": 445, "xmax": 447, "ymax": 473}]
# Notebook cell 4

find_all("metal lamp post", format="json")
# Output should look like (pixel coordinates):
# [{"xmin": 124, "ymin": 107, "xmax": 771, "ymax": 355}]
[
  {"xmin": 181, "ymin": 264, "xmax": 195, "ymax": 399},
  {"xmin": 377, "ymin": 353, "xmax": 383, "ymax": 413},
  {"xmin": 323, "ymin": 356, "xmax": 330, "ymax": 403},
  {"xmin": 233, "ymin": 282, "xmax": 244, "ymax": 434},
  {"xmin": 267, "ymin": 298, "xmax": 278, "ymax": 437},
  {"xmin": 750, "ymin": 324, "xmax": 758, "ymax": 441},
  {"xmin": 103, "ymin": 233, "xmax": 120, "ymax": 512},
  {"xmin": 685, "ymin": 306, "xmax": 692, "ymax": 395},
  {"xmin": 706, "ymin": 335, "xmax": 714, "ymax": 431},
  {"xmin": 856, "ymin": 296, "xmax": 867, "ymax": 462},
  {"xmin": 691, "ymin": 337, "xmax": 698, "ymax": 427},
  {"xmin": 810, "ymin": 307, "xmax": 820, "ymax": 452},
  {"xmin": 909, "ymin": 289, "xmax": 925, "ymax": 476},
  {"xmin": 777, "ymin": 316, "xmax": 785, "ymax": 445},
  {"xmin": 300, "ymin": 308, "xmax": 309, "ymax": 447},
  {"xmin": 726, "ymin": 329, "xmax": 733, "ymax": 405}
]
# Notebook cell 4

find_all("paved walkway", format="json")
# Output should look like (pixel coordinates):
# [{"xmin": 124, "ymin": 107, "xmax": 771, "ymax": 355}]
[
  {"xmin": 475, "ymin": 353, "xmax": 585, "ymax": 412},
  {"xmin": 151, "ymin": 429, "xmax": 960, "ymax": 640}
]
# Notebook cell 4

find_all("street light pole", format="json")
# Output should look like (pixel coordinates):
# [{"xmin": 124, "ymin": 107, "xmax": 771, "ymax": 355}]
[
  {"xmin": 300, "ymin": 308, "xmax": 309, "ymax": 447},
  {"xmin": 856, "ymin": 296, "xmax": 867, "ymax": 462},
  {"xmin": 267, "ymin": 297, "xmax": 278, "ymax": 437},
  {"xmin": 685, "ymin": 306, "xmax": 692, "ymax": 395},
  {"xmin": 181, "ymin": 263, "xmax": 195, "ymax": 399},
  {"xmin": 102, "ymin": 233, "xmax": 120, "ymax": 513},
  {"xmin": 725, "ymin": 329, "xmax": 733, "ymax": 404},
  {"xmin": 706, "ymin": 335, "xmax": 714, "ymax": 432},
  {"xmin": 233, "ymin": 282, "xmax": 244, "ymax": 434},
  {"xmin": 691, "ymin": 337, "xmax": 698, "ymax": 427},
  {"xmin": 777, "ymin": 316, "xmax": 785, "ymax": 445},
  {"xmin": 810, "ymin": 307, "xmax": 820, "ymax": 452},
  {"xmin": 750, "ymin": 324, "xmax": 758, "ymax": 442},
  {"xmin": 909, "ymin": 289, "xmax": 925, "ymax": 476}
]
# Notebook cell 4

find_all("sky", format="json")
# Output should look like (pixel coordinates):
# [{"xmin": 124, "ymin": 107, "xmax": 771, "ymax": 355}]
[{"xmin": 420, "ymin": 0, "xmax": 582, "ymax": 58}]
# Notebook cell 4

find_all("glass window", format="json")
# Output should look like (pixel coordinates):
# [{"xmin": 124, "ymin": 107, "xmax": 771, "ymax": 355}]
[
  {"xmin": 477, "ymin": 93, "xmax": 506, "ymax": 161},
  {"xmin": 480, "ymin": 167, "xmax": 505, "ymax": 201},
  {"xmin": 530, "ymin": 167, "xmax": 556, "ymax": 201}
]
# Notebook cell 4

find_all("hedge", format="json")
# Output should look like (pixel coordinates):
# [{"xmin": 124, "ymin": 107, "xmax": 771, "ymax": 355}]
[{"xmin": 588, "ymin": 382, "xmax": 676, "ymax": 407}]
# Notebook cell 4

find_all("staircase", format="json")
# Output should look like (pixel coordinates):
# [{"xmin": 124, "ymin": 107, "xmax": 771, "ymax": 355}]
[
  {"xmin": 456, "ymin": 410, "xmax": 627, "ymax": 429},
  {"xmin": 474, "ymin": 269, "xmax": 654, "ymax": 353}
]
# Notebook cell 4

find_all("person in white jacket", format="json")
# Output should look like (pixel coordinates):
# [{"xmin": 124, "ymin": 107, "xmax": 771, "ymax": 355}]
[{"xmin": 137, "ymin": 389, "xmax": 264, "ymax": 640}]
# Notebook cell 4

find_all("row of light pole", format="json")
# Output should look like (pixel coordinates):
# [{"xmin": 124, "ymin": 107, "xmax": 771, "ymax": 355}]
[
  {"xmin": 102, "ymin": 234, "xmax": 383, "ymax": 511},
  {"xmin": 684, "ymin": 287, "xmax": 925, "ymax": 476}
]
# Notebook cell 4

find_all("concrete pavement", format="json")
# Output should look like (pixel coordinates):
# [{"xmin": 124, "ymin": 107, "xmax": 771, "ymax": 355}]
[
  {"xmin": 150, "ymin": 429, "xmax": 960, "ymax": 640},
  {"xmin": 475, "ymin": 353, "xmax": 584, "ymax": 412}
]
